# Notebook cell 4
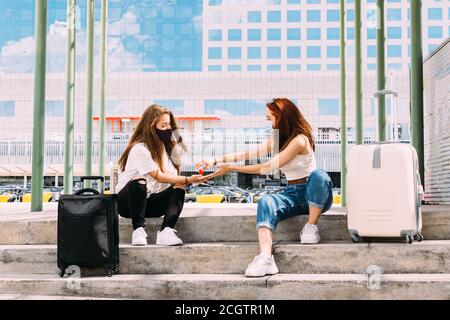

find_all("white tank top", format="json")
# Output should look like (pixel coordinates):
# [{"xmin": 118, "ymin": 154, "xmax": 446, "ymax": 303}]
[{"xmin": 280, "ymin": 151, "xmax": 317, "ymax": 181}]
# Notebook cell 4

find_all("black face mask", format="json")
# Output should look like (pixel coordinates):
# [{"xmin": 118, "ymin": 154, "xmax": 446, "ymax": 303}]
[{"xmin": 156, "ymin": 129, "xmax": 173, "ymax": 143}]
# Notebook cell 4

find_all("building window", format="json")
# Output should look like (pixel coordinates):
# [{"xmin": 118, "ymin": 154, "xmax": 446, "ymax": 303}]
[
  {"xmin": 347, "ymin": 9, "xmax": 354, "ymax": 21},
  {"xmin": 0, "ymin": 101, "xmax": 15, "ymax": 117},
  {"xmin": 209, "ymin": 0, "xmax": 222, "ymax": 5},
  {"xmin": 208, "ymin": 65, "xmax": 221, "ymax": 71},
  {"xmin": 387, "ymin": 45, "xmax": 402, "ymax": 57},
  {"xmin": 387, "ymin": 63, "xmax": 402, "ymax": 70},
  {"xmin": 318, "ymin": 99, "xmax": 339, "ymax": 116},
  {"xmin": 228, "ymin": 65, "xmax": 241, "ymax": 72},
  {"xmin": 327, "ymin": 46, "xmax": 340, "ymax": 58},
  {"xmin": 347, "ymin": 27, "xmax": 355, "ymax": 40},
  {"xmin": 205, "ymin": 100, "xmax": 266, "ymax": 116},
  {"xmin": 308, "ymin": 0, "xmax": 321, "ymax": 3},
  {"xmin": 387, "ymin": 27, "xmax": 401, "ymax": 39},
  {"xmin": 267, "ymin": 47, "xmax": 281, "ymax": 59},
  {"xmin": 387, "ymin": 9, "xmax": 402, "ymax": 21},
  {"xmin": 45, "ymin": 101, "xmax": 64, "ymax": 117},
  {"xmin": 428, "ymin": 8, "xmax": 442, "ymax": 20},
  {"xmin": 327, "ymin": 10, "xmax": 339, "ymax": 22},
  {"xmin": 288, "ymin": 0, "xmax": 301, "ymax": 4},
  {"xmin": 327, "ymin": 64, "xmax": 340, "ymax": 70},
  {"xmin": 428, "ymin": 26, "xmax": 443, "ymax": 39},
  {"xmin": 267, "ymin": 64, "xmax": 281, "ymax": 71},
  {"xmin": 307, "ymin": 28, "xmax": 321, "ymax": 40},
  {"xmin": 208, "ymin": 29, "xmax": 222, "ymax": 41},
  {"xmin": 307, "ymin": 46, "xmax": 321, "ymax": 58},
  {"xmin": 327, "ymin": 28, "xmax": 340, "ymax": 40},
  {"xmin": 228, "ymin": 29, "xmax": 242, "ymax": 41},
  {"xmin": 228, "ymin": 47, "xmax": 242, "ymax": 59},
  {"xmin": 367, "ymin": 45, "xmax": 376, "ymax": 58},
  {"xmin": 307, "ymin": 10, "xmax": 321, "ymax": 22},
  {"xmin": 307, "ymin": 64, "xmax": 321, "ymax": 71},
  {"xmin": 248, "ymin": 64, "xmax": 261, "ymax": 71},
  {"xmin": 208, "ymin": 47, "xmax": 222, "ymax": 59},
  {"xmin": 248, "ymin": 47, "xmax": 261, "ymax": 59},
  {"xmin": 248, "ymin": 11, "xmax": 261, "ymax": 23},
  {"xmin": 154, "ymin": 100, "xmax": 184, "ymax": 115},
  {"xmin": 267, "ymin": 28, "xmax": 281, "ymax": 40},
  {"xmin": 268, "ymin": 11, "xmax": 281, "ymax": 23},
  {"xmin": 248, "ymin": 29, "xmax": 261, "ymax": 41},
  {"xmin": 287, "ymin": 28, "xmax": 301, "ymax": 40},
  {"xmin": 367, "ymin": 28, "xmax": 376, "ymax": 40},
  {"xmin": 287, "ymin": 64, "xmax": 301, "ymax": 71},
  {"xmin": 287, "ymin": 46, "xmax": 301, "ymax": 58},
  {"xmin": 268, "ymin": 0, "xmax": 281, "ymax": 4},
  {"xmin": 287, "ymin": 10, "xmax": 301, "ymax": 22}
]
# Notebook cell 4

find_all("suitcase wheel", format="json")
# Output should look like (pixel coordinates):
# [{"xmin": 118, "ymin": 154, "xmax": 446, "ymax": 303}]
[
  {"xmin": 59, "ymin": 268, "xmax": 66, "ymax": 278},
  {"xmin": 406, "ymin": 235, "xmax": 414, "ymax": 244},
  {"xmin": 414, "ymin": 233, "xmax": 424, "ymax": 242},
  {"xmin": 113, "ymin": 266, "xmax": 120, "ymax": 275},
  {"xmin": 349, "ymin": 232, "xmax": 361, "ymax": 243},
  {"xmin": 106, "ymin": 269, "xmax": 114, "ymax": 277}
]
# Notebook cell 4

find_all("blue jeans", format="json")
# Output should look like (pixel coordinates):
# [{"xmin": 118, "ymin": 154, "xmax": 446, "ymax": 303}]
[{"xmin": 256, "ymin": 169, "xmax": 334, "ymax": 231}]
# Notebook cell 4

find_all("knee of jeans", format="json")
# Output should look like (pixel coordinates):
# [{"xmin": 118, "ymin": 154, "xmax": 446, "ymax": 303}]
[
  {"xmin": 130, "ymin": 179, "xmax": 147, "ymax": 194},
  {"xmin": 257, "ymin": 195, "xmax": 277, "ymax": 223},
  {"xmin": 308, "ymin": 169, "xmax": 331, "ymax": 188}
]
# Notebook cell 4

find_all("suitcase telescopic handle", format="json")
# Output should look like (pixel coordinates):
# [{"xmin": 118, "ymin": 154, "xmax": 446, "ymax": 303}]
[
  {"xmin": 74, "ymin": 188, "xmax": 100, "ymax": 196},
  {"xmin": 80, "ymin": 176, "xmax": 105, "ymax": 182}
]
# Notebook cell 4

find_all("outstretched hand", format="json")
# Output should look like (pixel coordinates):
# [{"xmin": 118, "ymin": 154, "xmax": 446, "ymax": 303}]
[{"xmin": 209, "ymin": 163, "xmax": 233, "ymax": 179}]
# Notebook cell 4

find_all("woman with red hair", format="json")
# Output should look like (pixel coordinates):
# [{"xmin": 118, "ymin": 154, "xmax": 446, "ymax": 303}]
[{"xmin": 198, "ymin": 98, "xmax": 333, "ymax": 277}]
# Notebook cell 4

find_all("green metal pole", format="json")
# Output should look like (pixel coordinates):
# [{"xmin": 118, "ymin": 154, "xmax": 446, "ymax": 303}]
[
  {"xmin": 84, "ymin": 0, "xmax": 94, "ymax": 187},
  {"xmin": 99, "ymin": 0, "xmax": 108, "ymax": 177},
  {"xmin": 64, "ymin": 0, "xmax": 76, "ymax": 195},
  {"xmin": 410, "ymin": 0, "xmax": 425, "ymax": 185},
  {"xmin": 376, "ymin": 0, "xmax": 386, "ymax": 142},
  {"xmin": 355, "ymin": 0, "xmax": 363, "ymax": 145},
  {"xmin": 340, "ymin": 0, "xmax": 347, "ymax": 207},
  {"xmin": 31, "ymin": 0, "xmax": 48, "ymax": 212}
]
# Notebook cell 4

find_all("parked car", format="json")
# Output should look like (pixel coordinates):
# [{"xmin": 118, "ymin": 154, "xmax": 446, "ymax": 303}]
[
  {"xmin": 0, "ymin": 190, "xmax": 17, "ymax": 202},
  {"xmin": 21, "ymin": 188, "xmax": 54, "ymax": 203}
]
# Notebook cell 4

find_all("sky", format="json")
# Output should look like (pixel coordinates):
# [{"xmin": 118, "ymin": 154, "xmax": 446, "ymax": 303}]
[{"xmin": 0, "ymin": 0, "xmax": 203, "ymax": 73}]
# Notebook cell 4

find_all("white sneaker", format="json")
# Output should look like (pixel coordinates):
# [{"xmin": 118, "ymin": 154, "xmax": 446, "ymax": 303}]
[
  {"xmin": 300, "ymin": 223, "xmax": 321, "ymax": 244},
  {"xmin": 244, "ymin": 254, "xmax": 279, "ymax": 277},
  {"xmin": 132, "ymin": 227, "xmax": 148, "ymax": 246},
  {"xmin": 156, "ymin": 227, "xmax": 183, "ymax": 246}
]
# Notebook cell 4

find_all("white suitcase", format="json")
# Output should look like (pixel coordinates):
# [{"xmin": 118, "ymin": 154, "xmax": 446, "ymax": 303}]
[{"xmin": 347, "ymin": 142, "xmax": 424, "ymax": 243}]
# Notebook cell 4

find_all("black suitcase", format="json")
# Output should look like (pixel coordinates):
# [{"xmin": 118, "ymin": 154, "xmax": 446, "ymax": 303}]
[{"xmin": 57, "ymin": 176, "xmax": 120, "ymax": 277}]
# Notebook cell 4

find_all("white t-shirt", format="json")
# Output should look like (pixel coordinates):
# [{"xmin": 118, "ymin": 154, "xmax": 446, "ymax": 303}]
[{"xmin": 116, "ymin": 143, "xmax": 177, "ymax": 197}]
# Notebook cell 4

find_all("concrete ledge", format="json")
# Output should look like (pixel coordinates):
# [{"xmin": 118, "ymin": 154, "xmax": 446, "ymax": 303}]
[
  {"xmin": 1, "ymin": 241, "xmax": 449, "ymax": 275},
  {"xmin": 0, "ymin": 273, "xmax": 448, "ymax": 300}
]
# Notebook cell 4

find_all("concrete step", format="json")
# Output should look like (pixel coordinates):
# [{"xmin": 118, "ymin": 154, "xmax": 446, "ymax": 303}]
[
  {"xmin": 1, "ymin": 241, "xmax": 449, "ymax": 275},
  {"xmin": 0, "ymin": 205, "xmax": 449, "ymax": 245},
  {"xmin": 0, "ymin": 273, "xmax": 448, "ymax": 300}
]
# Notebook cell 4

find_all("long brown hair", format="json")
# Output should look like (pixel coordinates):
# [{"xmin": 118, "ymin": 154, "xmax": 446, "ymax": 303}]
[
  {"xmin": 118, "ymin": 104, "xmax": 187, "ymax": 173},
  {"xmin": 266, "ymin": 98, "xmax": 315, "ymax": 151}
]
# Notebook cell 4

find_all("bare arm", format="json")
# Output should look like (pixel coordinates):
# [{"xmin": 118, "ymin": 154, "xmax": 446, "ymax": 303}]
[
  {"xmin": 216, "ymin": 138, "xmax": 273, "ymax": 164},
  {"xmin": 147, "ymin": 169, "xmax": 211, "ymax": 185}
]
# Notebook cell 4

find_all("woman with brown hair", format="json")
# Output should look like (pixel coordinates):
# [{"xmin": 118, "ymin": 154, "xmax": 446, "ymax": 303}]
[
  {"xmin": 198, "ymin": 98, "xmax": 333, "ymax": 277},
  {"xmin": 116, "ymin": 104, "xmax": 211, "ymax": 246}
]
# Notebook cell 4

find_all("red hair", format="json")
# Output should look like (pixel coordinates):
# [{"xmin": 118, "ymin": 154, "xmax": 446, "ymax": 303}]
[{"xmin": 266, "ymin": 98, "xmax": 315, "ymax": 151}]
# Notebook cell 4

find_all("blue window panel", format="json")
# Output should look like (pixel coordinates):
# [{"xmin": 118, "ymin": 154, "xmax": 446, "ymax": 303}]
[
  {"xmin": 0, "ymin": 101, "xmax": 15, "ymax": 117},
  {"xmin": 248, "ymin": 11, "xmax": 262, "ymax": 23},
  {"xmin": 228, "ymin": 47, "xmax": 242, "ymax": 59},
  {"xmin": 387, "ymin": 9, "xmax": 402, "ymax": 21},
  {"xmin": 287, "ymin": 46, "xmax": 301, "ymax": 58},
  {"xmin": 327, "ymin": 10, "xmax": 339, "ymax": 22},
  {"xmin": 387, "ymin": 0, "xmax": 400, "ymax": 2},
  {"xmin": 327, "ymin": 28, "xmax": 340, "ymax": 40},
  {"xmin": 307, "ymin": 28, "xmax": 321, "ymax": 40},
  {"xmin": 268, "ymin": 64, "xmax": 281, "ymax": 71},
  {"xmin": 308, "ymin": 0, "xmax": 321, "ymax": 3},
  {"xmin": 287, "ymin": 28, "xmax": 301, "ymax": 40},
  {"xmin": 248, "ymin": 29, "xmax": 261, "ymax": 41},
  {"xmin": 228, "ymin": 29, "xmax": 242, "ymax": 41},
  {"xmin": 209, "ymin": 30, "xmax": 222, "ymax": 41},
  {"xmin": 327, "ymin": 46, "xmax": 340, "ymax": 58},
  {"xmin": 318, "ymin": 99, "xmax": 339, "ymax": 115},
  {"xmin": 347, "ymin": 27, "xmax": 355, "ymax": 40},
  {"xmin": 45, "ymin": 101, "xmax": 64, "ymax": 117},
  {"xmin": 367, "ymin": 45, "xmax": 376, "ymax": 58},
  {"xmin": 307, "ymin": 46, "xmax": 321, "ymax": 58},
  {"xmin": 347, "ymin": 10, "xmax": 354, "ymax": 21},
  {"xmin": 268, "ymin": 0, "xmax": 281, "ymax": 4},
  {"xmin": 287, "ymin": 0, "xmax": 301, "ymax": 3},
  {"xmin": 387, "ymin": 27, "xmax": 401, "ymax": 39},
  {"xmin": 209, "ymin": 0, "xmax": 222, "ymax": 5},
  {"xmin": 287, "ymin": 10, "xmax": 301, "ymax": 22},
  {"xmin": 228, "ymin": 65, "xmax": 241, "ymax": 71},
  {"xmin": 367, "ymin": 28, "xmax": 376, "ymax": 39},
  {"xmin": 205, "ymin": 100, "xmax": 266, "ymax": 116},
  {"xmin": 287, "ymin": 64, "xmax": 301, "ymax": 71},
  {"xmin": 307, "ymin": 64, "xmax": 321, "ymax": 71},
  {"xmin": 428, "ymin": 44, "xmax": 439, "ymax": 54},
  {"xmin": 208, "ymin": 48, "xmax": 222, "ymax": 59},
  {"xmin": 428, "ymin": 8, "xmax": 442, "ymax": 20},
  {"xmin": 268, "ymin": 11, "xmax": 281, "ymax": 22},
  {"xmin": 327, "ymin": 0, "xmax": 339, "ymax": 3},
  {"xmin": 268, "ymin": 28, "xmax": 281, "ymax": 40},
  {"xmin": 248, "ymin": 64, "xmax": 261, "ymax": 71},
  {"xmin": 248, "ymin": 47, "xmax": 262, "ymax": 59},
  {"xmin": 387, "ymin": 63, "xmax": 402, "ymax": 70},
  {"xmin": 154, "ymin": 100, "xmax": 184, "ymax": 114},
  {"xmin": 208, "ymin": 65, "xmax": 222, "ymax": 71},
  {"xmin": 367, "ymin": 64, "xmax": 376, "ymax": 70},
  {"xmin": 307, "ymin": 10, "xmax": 321, "ymax": 22},
  {"xmin": 327, "ymin": 64, "xmax": 340, "ymax": 70},
  {"xmin": 428, "ymin": 26, "xmax": 443, "ymax": 39},
  {"xmin": 387, "ymin": 45, "xmax": 402, "ymax": 57},
  {"xmin": 267, "ymin": 47, "xmax": 281, "ymax": 59}
]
